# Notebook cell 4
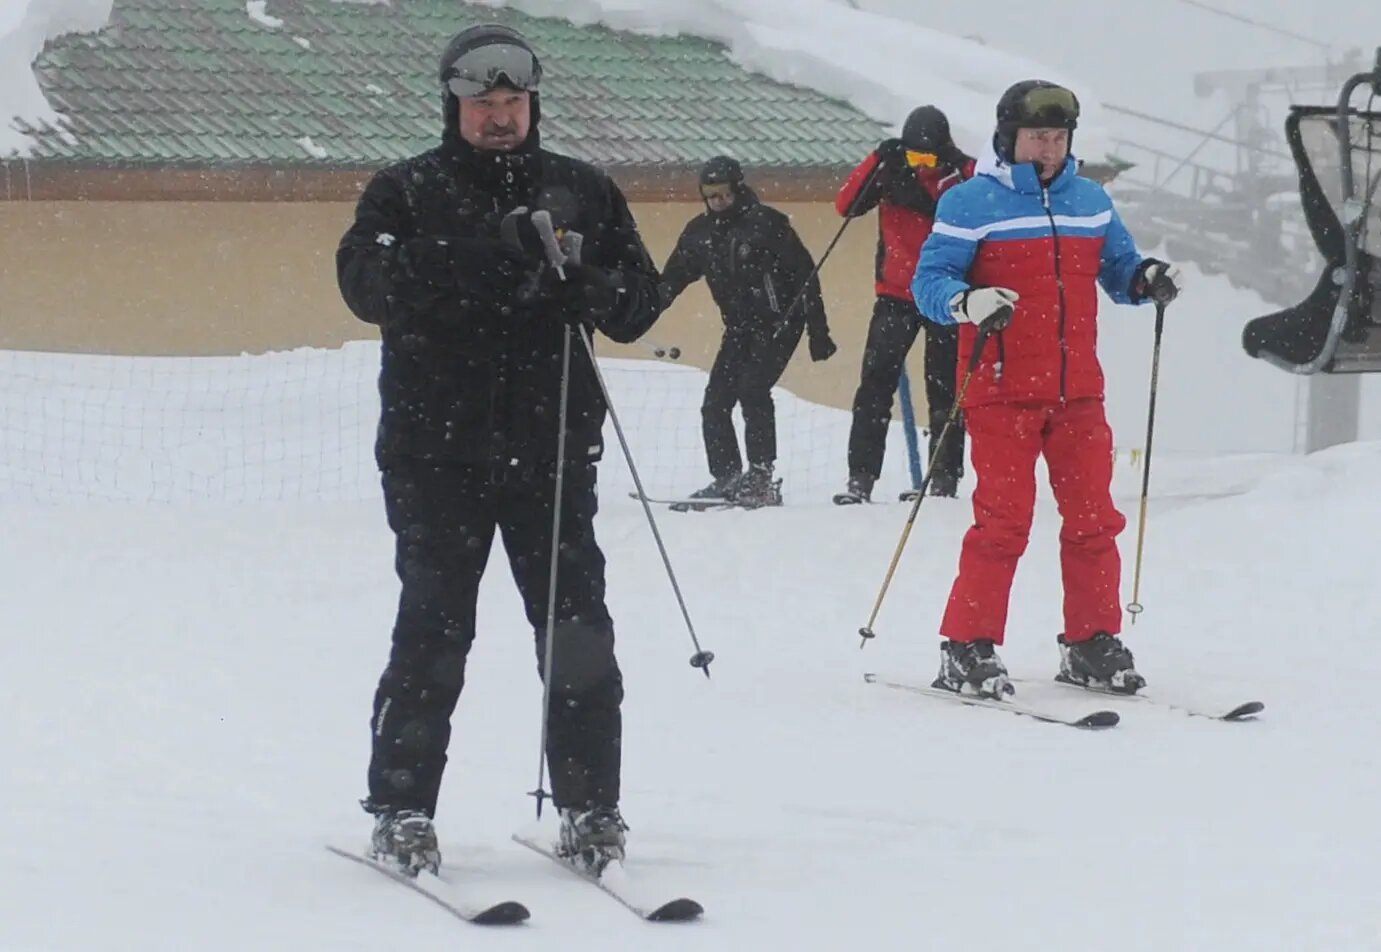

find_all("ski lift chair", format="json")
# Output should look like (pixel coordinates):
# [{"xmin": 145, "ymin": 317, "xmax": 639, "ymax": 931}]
[{"xmin": 1243, "ymin": 48, "xmax": 1381, "ymax": 373}]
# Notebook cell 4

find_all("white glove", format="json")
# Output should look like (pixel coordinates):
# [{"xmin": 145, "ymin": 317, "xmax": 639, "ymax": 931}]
[{"xmin": 949, "ymin": 287, "xmax": 1020, "ymax": 330}]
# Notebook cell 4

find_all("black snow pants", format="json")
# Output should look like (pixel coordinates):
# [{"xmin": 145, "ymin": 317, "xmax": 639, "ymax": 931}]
[
  {"xmin": 701, "ymin": 325, "xmax": 802, "ymax": 479},
  {"xmin": 847, "ymin": 294, "xmax": 964, "ymax": 489},
  {"xmin": 366, "ymin": 460, "xmax": 622, "ymax": 817}
]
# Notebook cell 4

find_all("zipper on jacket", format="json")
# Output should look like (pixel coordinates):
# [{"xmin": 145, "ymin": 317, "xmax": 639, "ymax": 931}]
[{"xmin": 1040, "ymin": 186, "xmax": 1069, "ymax": 403}]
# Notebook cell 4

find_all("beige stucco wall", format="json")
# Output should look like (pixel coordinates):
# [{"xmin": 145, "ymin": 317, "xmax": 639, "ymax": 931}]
[{"xmin": 0, "ymin": 199, "xmax": 930, "ymax": 414}]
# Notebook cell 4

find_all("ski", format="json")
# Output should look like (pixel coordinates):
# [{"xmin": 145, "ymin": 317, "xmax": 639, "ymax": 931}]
[
  {"xmin": 627, "ymin": 491, "xmax": 734, "ymax": 512},
  {"xmin": 326, "ymin": 845, "xmax": 530, "ymax": 926},
  {"xmin": 864, "ymin": 673, "xmax": 1120, "ymax": 729},
  {"xmin": 511, "ymin": 831, "xmax": 703, "ymax": 922},
  {"xmin": 1044, "ymin": 676, "xmax": 1265, "ymax": 721}
]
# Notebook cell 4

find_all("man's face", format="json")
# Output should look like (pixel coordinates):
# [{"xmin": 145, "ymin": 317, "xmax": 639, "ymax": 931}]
[
  {"xmin": 458, "ymin": 88, "xmax": 531, "ymax": 151},
  {"xmin": 701, "ymin": 182, "xmax": 735, "ymax": 213},
  {"xmin": 1013, "ymin": 127, "xmax": 1069, "ymax": 180}
]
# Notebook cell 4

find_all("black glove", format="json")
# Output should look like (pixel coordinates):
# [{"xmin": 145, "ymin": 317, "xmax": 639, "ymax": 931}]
[
  {"xmin": 876, "ymin": 137, "xmax": 907, "ymax": 170},
  {"xmin": 532, "ymin": 261, "xmax": 624, "ymax": 326},
  {"xmin": 809, "ymin": 330, "xmax": 837, "ymax": 362},
  {"xmin": 1132, "ymin": 258, "xmax": 1184, "ymax": 304}
]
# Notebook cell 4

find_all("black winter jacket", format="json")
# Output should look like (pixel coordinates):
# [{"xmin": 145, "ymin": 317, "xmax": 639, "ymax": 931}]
[
  {"xmin": 337, "ymin": 136, "xmax": 661, "ymax": 468},
  {"xmin": 660, "ymin": 187, "xmax": 828, "ymax": 342}
]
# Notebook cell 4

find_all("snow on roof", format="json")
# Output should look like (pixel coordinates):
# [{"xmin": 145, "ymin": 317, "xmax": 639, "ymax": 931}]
[
  {"xmin": 0, "ymin": 0, "xmax": 113, "ymax": 158},
  {"xmin": 486, "ymin": 0, "xmax": 1115, "ymax": 160}
]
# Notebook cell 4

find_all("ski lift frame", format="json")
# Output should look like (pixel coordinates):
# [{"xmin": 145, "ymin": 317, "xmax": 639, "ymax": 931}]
[{"xmin": 1253, "ymin": 48, "xmax": 1381, "ymax": 374}]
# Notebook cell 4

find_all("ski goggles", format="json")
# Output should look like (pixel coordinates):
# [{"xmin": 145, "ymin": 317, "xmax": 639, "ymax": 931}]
[
  {"xmin": 443, "ymin": 42, "xmax": 542, "ymax": 98},
  {"xmin": 1017, "ymin": 85, "xmax": 1079, "ymax": 127},
  {"xmin": 905, "ymin": 150, "xmax": 939, "ymax": 168},
  {"xmin": 700, "ymin": 183, "xmax": 735, "ymax": 201}
]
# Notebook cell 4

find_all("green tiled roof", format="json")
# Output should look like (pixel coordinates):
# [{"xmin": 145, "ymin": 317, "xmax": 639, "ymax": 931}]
[{"xmin": 18, "ymin": 0, "xmax": 887, "ymax": 169}]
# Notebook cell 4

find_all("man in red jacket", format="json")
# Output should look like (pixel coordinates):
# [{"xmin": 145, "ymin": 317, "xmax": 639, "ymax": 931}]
[
  {"xmin": 913, "ymin": 80, "xmax": 1183, "ymax": 699},
  {"xmin": 833, "ymin": 106, "xmax": 976, "ymax": 504}
]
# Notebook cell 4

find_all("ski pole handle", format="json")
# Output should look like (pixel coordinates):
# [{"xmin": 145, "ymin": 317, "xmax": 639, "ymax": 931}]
[{"xmin": 530, "ymin": 209, "xmax": 567, "ymax": 280}]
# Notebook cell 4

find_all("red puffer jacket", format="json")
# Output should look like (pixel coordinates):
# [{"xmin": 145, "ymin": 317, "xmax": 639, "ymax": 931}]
[{"xmin": 836, "ymin": 148, "xmax": 975, "ymax": 302}]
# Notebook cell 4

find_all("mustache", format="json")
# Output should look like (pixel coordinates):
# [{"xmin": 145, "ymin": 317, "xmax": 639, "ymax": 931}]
[{"xmin": 482, "ymin": 122, "xmax": 519, "ymax": 136}]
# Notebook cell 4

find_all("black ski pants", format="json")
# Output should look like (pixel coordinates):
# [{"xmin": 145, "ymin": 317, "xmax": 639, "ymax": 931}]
[
  {"xmin": 847, "ymin": 295, "xmax": 965, "ymax": 488},
  {"xmin": 366, "ymin": 460, "xmax": 622, "ymax": 817},
  {"xmin": 702, "ymin": 325, "xmax": 802, "ymax": 479}
]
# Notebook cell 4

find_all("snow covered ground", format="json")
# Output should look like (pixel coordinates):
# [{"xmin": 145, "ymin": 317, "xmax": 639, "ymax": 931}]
[
  {"xmin": 4, "ymin": 333, "xmax": 1381, "ymax": 949},
  {"xmin": 4, "ymin": 1, "xmax": 1380, "ymax": 948}
]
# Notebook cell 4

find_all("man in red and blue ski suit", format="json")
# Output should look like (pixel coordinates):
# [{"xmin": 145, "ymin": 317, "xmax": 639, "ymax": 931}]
[{"xmin": 912, "ymin": 80, "xmax": 1183, "ymax": 699}]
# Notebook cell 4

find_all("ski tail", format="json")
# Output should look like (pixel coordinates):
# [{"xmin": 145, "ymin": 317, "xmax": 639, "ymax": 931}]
[
  {"xmin": 864, "ymin": 673, "xmax": 1120, "ymax": 729},
  {"xmin": 511, "ymin": 832, "xmax": 703, "ymax": 922},
  {"xmin": 327, "ymin": 845, "xmax": 530, "ymax": 925}
]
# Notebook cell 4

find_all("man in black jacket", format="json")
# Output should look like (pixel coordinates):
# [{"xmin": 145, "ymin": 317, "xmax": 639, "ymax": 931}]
[
  {"xmin": 336, "ymin": 23, "xmax": 662, "ymax": 878},
  {"xmin": 659, "ymin": 157, "xmax": 836, "ymax": 508}
]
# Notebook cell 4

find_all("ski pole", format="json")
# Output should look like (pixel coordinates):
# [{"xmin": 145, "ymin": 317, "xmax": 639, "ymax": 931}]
[
  {"xmin": 1126, "ymin": 298, "xmax": 1170, "ymax": 623},
  {"xmin": 529, "ymin": 324, "xmax": 573, "ymax": 819},
  {"xmin": 529, "ymin": 209, "xmax": 715, "ymax": 677},
  {"xmin": 776, "ymin": 156, "xmax": 888, "ymax": 325},
  {"xmin": 858, "ymin": 313, "xmax": 1006, "ymax": 648},
  {"xmin": 576, "ymin": 324, "xmax": 715, "ymax": 677}
]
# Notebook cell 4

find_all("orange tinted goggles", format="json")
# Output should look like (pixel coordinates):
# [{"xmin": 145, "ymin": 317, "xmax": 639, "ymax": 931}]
[{"xmin": 905, "ymin": 150, "xmax": 939, "ymax": 169}]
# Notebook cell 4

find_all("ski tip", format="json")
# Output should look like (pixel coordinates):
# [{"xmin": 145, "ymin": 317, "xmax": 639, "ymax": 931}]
[
  {"xmin": 471, "ymin": 901, "xmax": 531, "ymax": 925},
  {"xmin": 646, "ymin": 898, "xmax": 704, "ymax": 922},
  {"xmin": 1075, "ymin": 710, "xmax": 1121, "ymax": 729},
  {"xmin": 1222, "ymin": 701, "xmax": 1265, "ymax": 721}
]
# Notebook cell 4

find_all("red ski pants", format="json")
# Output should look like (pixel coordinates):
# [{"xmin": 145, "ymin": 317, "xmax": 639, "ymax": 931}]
[{"xmin": 940, "ymin": 398, "xmax": 1126, "ymax": 645}]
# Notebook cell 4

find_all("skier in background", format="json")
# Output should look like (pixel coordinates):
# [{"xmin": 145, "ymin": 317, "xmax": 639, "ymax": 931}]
[
  {"xmin": 660, "ymin": 156, "xmax": 837, "ymax": 509},
  {"xmin": 913, "ymin": 80, "xmax": 1183, "ymax": 699},
  {"xmin": 834, "ymin": 106, "xmax": 976, "ymax": 505}
]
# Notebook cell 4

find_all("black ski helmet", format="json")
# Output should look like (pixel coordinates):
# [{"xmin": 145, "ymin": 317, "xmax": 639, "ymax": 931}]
[
  {"xmin": 993, "ymin": 79, "xmax": 1079, "ymax": 163},
  {"xmin": 437, "ymin": 23, "xmax": 542, "ymax": 139},
  {"xmin": 699, "ymin": 155, "xmax": 745, "ymax": 188},
  {"xmin": 901, "ymin": 105, "xmax": 953, "ymax": 154}
]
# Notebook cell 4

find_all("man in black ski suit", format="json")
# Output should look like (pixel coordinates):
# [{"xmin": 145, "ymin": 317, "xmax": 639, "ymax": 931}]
[
  {"xmin": 336, "ymin": 23, "xmax": 662, "ymax": 878},
  {"xmin": 659, "ymin": 156, "xmax": 837, "ymax": 507}
]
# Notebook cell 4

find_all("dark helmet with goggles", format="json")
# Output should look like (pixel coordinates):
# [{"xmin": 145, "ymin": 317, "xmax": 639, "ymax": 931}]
[
  {"xmin": 438, "ymin": 24, "xmax": 542, "ymax": 98},
  {"xmin": 993, "ymin": 80, "xmax": 1079, "ymax": 164}
]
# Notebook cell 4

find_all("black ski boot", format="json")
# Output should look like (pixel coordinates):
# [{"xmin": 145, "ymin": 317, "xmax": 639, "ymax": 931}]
[
  {"xmin": 898, "ymin": 471, "xmax": 959, "ymax": 501},
  {"xmin": 933, "ymin": 638, "xmax": 1014, "ymax": 699},
  {"xmin": 366, "ymin": 806, "xmax": 441, "ymax": 877},
  {"xmin": 687, "ymin": 471, "xmax": 741, "ymax": 501},
  {"xmin": 1057, "ymin": 632, "xmax": 1146, "ymax": 694},
  {"xmin": 557, "ymin": 805, "xmax": 628, "ymax": 876},
  {"xmin": 732, "ymin": 463, "xmax": 782, "ymax": 508},
  {"xmin": 832, "ymin": 475, "xmax": 873, "ymax": 505},
  {"xmin": 926, "ymin": 468, "xmax": 960, "ymax": 498}
]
